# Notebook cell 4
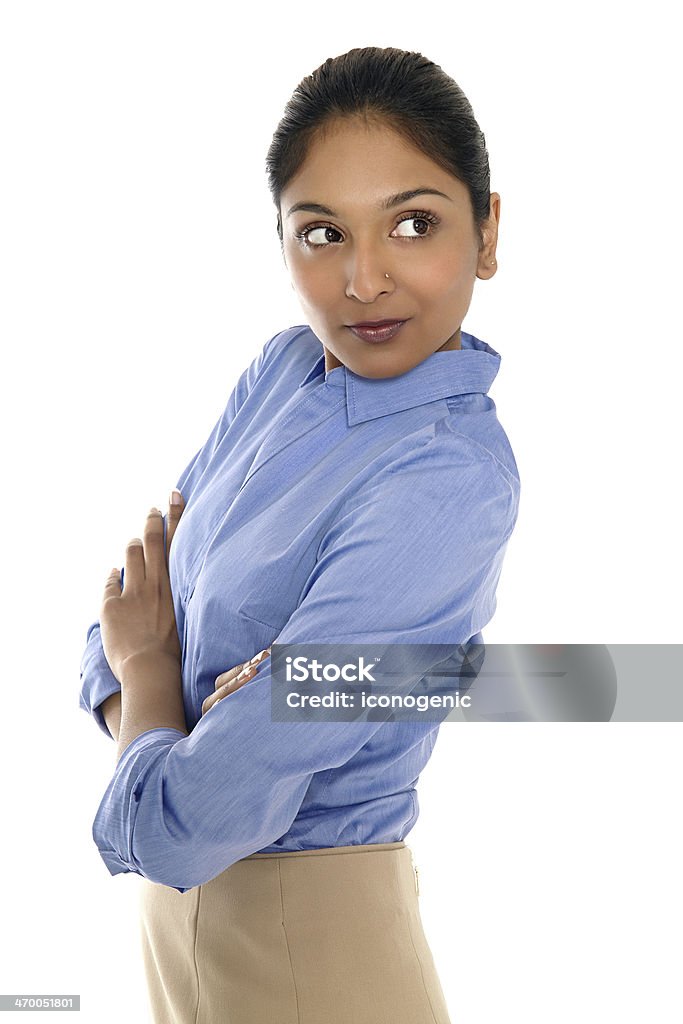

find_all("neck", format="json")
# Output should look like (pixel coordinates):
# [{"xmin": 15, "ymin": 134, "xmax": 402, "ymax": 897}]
[{"xmin": 437, "ymin": 327, "xmax": 462, "ymax": 352}]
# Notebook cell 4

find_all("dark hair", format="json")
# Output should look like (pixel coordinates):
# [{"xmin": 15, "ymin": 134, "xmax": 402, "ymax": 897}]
[{"xmin": 265, "ymin": 46, "xmax": 492, "ymax": 252}]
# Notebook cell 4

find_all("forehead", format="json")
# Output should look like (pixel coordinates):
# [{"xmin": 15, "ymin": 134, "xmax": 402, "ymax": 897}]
[{"xmin": 282, "ymin": 118, "xmax": 469, "ymax": 211}]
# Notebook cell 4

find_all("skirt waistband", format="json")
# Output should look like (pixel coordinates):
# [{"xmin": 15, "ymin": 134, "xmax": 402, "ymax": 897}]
[{"xmin": 243, "ymin": 840, "xmax": 406, "ymax": 861}]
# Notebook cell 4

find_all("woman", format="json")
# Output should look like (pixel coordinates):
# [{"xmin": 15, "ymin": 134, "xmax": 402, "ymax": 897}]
[{"xmin": 79, "ymin": 46, "xmax": 520, "ymax": 1024}]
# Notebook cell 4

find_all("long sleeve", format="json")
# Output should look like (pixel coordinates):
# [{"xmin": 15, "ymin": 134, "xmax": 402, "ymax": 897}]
[
  {"xmin": 77, "ymin": 328, "xmax": 288, "ymax": 738},
  {"xmin": 78, "ymin": 621, "xmax": 125, "ymax": 738},
  {"xmin": 91, "ymin": 434, "xmax": 518, "ymax": 892}
]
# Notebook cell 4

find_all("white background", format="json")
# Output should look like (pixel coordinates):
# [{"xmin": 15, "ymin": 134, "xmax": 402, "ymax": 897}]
[{"xmin": 1, "ymin": 2, "xmax": 681, "ymax": 1022}]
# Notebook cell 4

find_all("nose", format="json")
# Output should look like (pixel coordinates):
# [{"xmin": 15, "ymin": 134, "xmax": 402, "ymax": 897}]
[{"xmin": 344, "ymin": 247, "xmax": 393, "ymax": 302}]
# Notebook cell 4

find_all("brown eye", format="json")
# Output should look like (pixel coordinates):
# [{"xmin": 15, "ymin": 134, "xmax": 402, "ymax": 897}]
[
  {"xmin": 295, "ymin": 224, "xmax": 344, "ymax": 248},
  {"xmin": 393, "ymin": 211, "xmax": 440, "ymax": 239},
  {"xmin": 395, "ymin": 218, "xmax": 430, "ymax": 237}
]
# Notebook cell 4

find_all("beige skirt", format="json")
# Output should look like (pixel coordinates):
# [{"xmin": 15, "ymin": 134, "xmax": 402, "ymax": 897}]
[{"xmin": 138, "ymin": 840, "xmax": 452, "ymax": 1024}]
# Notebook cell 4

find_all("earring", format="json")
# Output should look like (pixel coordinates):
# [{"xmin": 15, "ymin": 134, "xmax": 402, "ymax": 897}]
[{"xmin": 385, "ymin": 273, "xmax": 390, "ymax": 279}]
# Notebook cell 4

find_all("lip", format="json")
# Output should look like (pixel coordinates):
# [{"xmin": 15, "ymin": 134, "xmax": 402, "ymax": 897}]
[
  {"xmin": 346, "ymin": 319, "xmax": 409, "ymax": 344},
  {"xmin": 348, "ymin": 318, "xmax": 406, "ymax": 327}
]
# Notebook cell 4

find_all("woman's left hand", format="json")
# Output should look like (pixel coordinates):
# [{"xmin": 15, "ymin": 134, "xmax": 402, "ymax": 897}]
[
  {"xmin": 100, "ymin": 491, "xmax": 186, "ymax": 683},
  {"xmin": 201, "ymin": 647, "xmax": 272, "ymax": 716}
]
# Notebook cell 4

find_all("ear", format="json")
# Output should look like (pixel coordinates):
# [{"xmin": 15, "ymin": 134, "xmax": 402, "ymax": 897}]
[{"xmin": 475, "ymin": 192, "xmax": 500, "ymax": 280}]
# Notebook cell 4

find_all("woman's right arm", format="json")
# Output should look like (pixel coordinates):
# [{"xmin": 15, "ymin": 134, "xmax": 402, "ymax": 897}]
[{"xmin": 77, "ymin": 326, "xmax": 292, "ymax": 739}]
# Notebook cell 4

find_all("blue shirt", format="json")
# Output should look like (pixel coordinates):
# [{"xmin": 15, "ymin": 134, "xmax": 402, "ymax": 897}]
[{"xmin": 79, "ymin": 324, "xmax": 520, "ymax": 893}]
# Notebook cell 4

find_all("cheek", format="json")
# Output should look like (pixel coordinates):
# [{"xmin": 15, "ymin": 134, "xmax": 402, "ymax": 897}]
[
  {"xmin": 410, "ymin": 261, "xmax": 460, "ymax": 301},
  {"xmin": 291, "ymin": 260, "xmax": 337, "ymax": 304},
  {"xmin": 415, "ymin": 250, "xmax": 472, "ymax": 298}
]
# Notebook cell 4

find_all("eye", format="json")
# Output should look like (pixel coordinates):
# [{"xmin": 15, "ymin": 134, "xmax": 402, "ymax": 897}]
[
  {"xmin": 292, "ymin": 209, "xmax": 441, "ymax": 250},
  {"xmin": 293, "ymin": 224, "xmax": 344, "ymax": 248},
  {"xmin": 392, "ymin": 211, "xmax": 441, "ymax": 239}
]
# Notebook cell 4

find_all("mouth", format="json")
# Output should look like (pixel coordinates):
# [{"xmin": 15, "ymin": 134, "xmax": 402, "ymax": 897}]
[
  {"xmin": 346, "ymin": 319, "xmax": 409, "ymax": 344},
  {"xmin": 348, "ymin": 318, "xmax": 406, "ymax": 327}
]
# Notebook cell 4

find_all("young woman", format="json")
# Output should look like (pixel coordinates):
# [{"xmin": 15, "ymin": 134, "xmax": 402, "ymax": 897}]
[{"xmin": 79, "ymin": 45, "xmax": 520, "ymax": 1024}]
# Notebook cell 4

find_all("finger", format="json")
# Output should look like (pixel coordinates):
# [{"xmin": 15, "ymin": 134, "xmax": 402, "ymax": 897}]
[
  {"xmin": 214, "ymin": 661, "xmax": 248, "ymax": 691},
  {"xmin": 214, "ymin": 647, "xmax": 271, "ymax": 690},
  {"xmin": 142, "ymin": 507, "xmax": 166, "ymax": 580},
  {"xmin": 202, "ymin": 683, "xmax": 232, "ymax": 716},
  {"xmin": 102, "ymin": 566, "xmax": 122, "ymax": 598},
  {"xmin": 215, "ymin": 663, "xmax": 257, "ymax": 696},
  {"xmin": 202, "ymin": 671, "xmax": 253, "ymax": 715},
  {"xmin": 202, "ymin": 648, "xmax": 273, "ymax": 715},
  {"xmin": 166, "ymin": 490, "xmax": 185, "ymax": 564},
  {"xmin": 124, "ymin": 537, "xmax": 145, "ymax": 589}
]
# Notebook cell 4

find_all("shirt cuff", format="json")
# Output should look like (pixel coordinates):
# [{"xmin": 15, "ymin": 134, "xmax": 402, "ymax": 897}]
[
  {"xmin": 91, "ymin": 727, "xmax": 189, "ymax": 889},
  {"xmin": 78, "ymin": 622, "xmax": 122, "ymax": 739}
]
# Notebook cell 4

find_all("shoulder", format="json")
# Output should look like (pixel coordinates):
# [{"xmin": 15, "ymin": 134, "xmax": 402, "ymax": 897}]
[
  {"xmin": 244, "ymin": 324, "xmax": 320, "ymax": 391},
  {"xmin": 331, "ymin": 428, "xmax": 518, "ymax": 540},
  {"xmin": 385, "ymin": 430, "xmax": 517, "ymax": 520},
  {"xmin": 436, "ymin": 421, "xmax": 520, "ymax": 510},
  {"xmin": 366, "ymin": 415, "xmax": 516, "ymax": 494},
  {"xmin": 261, "ymin": 323, "xmax": 318, "ymax": 364}
]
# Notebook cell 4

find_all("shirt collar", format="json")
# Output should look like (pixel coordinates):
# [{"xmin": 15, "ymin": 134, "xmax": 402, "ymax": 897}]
[{"xmin": 297, "ymin": 329, "xmax": 502, "ymax": 425}]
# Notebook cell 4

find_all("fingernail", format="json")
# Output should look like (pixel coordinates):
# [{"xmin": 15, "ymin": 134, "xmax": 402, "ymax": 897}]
[{"xmin": 170, "ymin": 489, "xmax": 182, "ymax": 505}]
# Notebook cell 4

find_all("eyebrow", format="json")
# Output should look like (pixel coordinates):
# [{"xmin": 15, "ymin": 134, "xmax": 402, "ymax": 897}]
[{"xmin": 285, "ymin": 187, "xmax": 454, "ymax": 219}]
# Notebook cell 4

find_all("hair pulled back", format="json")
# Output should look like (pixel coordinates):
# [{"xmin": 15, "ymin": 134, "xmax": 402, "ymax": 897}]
[{"xmin": 265, "ymin": 46, "xmax": 492, "ymax": 251}]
